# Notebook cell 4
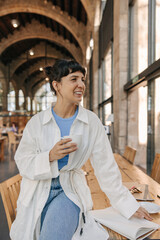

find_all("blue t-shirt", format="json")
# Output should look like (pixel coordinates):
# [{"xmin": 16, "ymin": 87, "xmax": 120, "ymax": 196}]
[{"xmin": 52, "ymin": 107, "xmax": 78, "ymax": 170}]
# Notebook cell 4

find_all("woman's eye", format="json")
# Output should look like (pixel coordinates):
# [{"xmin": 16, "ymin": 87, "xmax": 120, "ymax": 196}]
[{"xmin": 71, "ymin": 78, "xmax": 76, "ymax": 81}]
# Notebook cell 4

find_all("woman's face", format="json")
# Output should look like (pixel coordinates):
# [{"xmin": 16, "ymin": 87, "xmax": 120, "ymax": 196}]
[{"xmin": 53, "ymin": 71, "xmax": 86, "ymax": 104}]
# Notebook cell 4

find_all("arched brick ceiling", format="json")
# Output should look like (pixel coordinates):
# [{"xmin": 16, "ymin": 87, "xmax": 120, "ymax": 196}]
[
  {"xmin": 0, "ymin": 13, "xmax": 79, "ymax": 65},
  {"xmin": 3, "ymin": 39, "xmax": 73, "ymax": 73},
  {"xmin": 10, "ymin": 42, "xmax": 71, "ymax": 78},
  {"xmin": 46, "ymin": 0, "xmax": 87, "ymax": 25},
  {"xmin": 0, "ymin": 12, "xmax": 80, "ymax": 45},
  {"xmin": 0, "ymin": 0, "xmax": 89, "ymax": 95},
  {"xmin": 15, "ymin": 57, "xmax": 49, "ymax": 75}
]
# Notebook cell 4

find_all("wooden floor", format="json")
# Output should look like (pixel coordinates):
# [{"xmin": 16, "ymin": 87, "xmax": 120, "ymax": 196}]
[{"xmin": 0, "ymin": 142, "xmax": 19, "ymax": 240}]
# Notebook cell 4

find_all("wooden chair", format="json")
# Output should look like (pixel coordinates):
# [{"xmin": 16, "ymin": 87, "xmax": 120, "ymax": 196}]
[
  {"xmin": 7, "ymin": 131, "xmax": 19, "ymax": 152},
  {"xmin": 123, "ymin": 146, "xmax": 136, "ymax": 164},
  {"xmin": 151, "ymin": 153, "xmax": 160, "ymax": 184},
  {"xmin": 18, "ymin": 127, "xmax": 24, "ymax": 134},
  {"xmin": 0, "ymin": 174, "xmax": 22, "ymax": 230}
]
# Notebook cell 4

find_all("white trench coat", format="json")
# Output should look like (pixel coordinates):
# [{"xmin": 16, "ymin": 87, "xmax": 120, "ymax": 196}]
[{"xmin": 10, "ymin": 105, "xmax": 140, "ymax": 240}]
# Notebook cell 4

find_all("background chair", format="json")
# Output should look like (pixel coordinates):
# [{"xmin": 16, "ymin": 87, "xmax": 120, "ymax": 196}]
[
  {"xmin": 18, "ymin": 127, "xmax": 24, "ymax": 134},
  {"xmin": 151, "ymin": 153, "xmax": 160, "ymax": 184},
  {"xmin": 123, "ymin": 146, "xmax": 136, "ymax": 164},
  {"xmin": 0, "ymin": 174, "xmax": 22, "ymax": 230},
  {"xmin": 7, "ymin": 131, "xmax": 19, "ymax": 152}
]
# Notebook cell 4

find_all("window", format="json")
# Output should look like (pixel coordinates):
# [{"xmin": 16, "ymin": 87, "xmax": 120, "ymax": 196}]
[
  {"xmin": 27, "ymin": 97, "xmax": 31, "ymax": 111},
  {"xmin": 138, "ymin": 86, "xmax": 147, "ymax": 146},
  {"xmin": 129, "ymin": 0, "xmax": 148, "ymax": 79},
  {"xmin": 34, "ymin": 83, "xmax": 56, "ymax": 111},
  {"xmin": 104, "ymin": 103, "xmax": 111, "ymax": 125},
  {"xmin": 32, "ymin": 99, "xmax": 36, "ymax": 113},
  {"xmin": 104, "ymin": 47, "xmax": 112, "ymax": 100},
  {"xmin": 155, "ymin": 77, "xmax": 160, "ymax": 154},
  {"xmin": 156, "ymin": 0, "xmax": 160, "ymax": 60},
  {"xmin": 8, "ymin": 82, "xmax": 15, "ymax": 111},
  {"xmin": 98, "ymin": 44, "xmax": 113, "ymax": 126},
  {"xmin": 19, "ymin": 90, "xmax": 24, "ymax": 110}
]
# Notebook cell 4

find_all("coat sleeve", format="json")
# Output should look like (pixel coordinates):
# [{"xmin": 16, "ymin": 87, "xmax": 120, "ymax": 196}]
[
  {"xmin": 90, "ymin": 116, "xmax": 140, "ymax": 219},
  {"xmin": 14, "ymin": 118, "xmax": 53, "ymax": 180}
]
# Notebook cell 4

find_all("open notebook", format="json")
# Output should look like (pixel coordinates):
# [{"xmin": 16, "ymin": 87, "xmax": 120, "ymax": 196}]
[{"xmin": 90, "ymin": 207, "xmax": 160, "ymax": 240}]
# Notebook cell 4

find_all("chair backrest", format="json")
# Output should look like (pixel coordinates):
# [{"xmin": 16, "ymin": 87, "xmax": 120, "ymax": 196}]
[
  {"xmin": 7, "ymin": 131, "xmax": 16, "ymax": 144},
  {"xmin": 151, "ymin": 153, "xmax": 160, "ymax": 183},
  {"xmin": 18, "ymin": 127, "xmax": 24, "ymax": 134},
  {"xmin": 0, "ymin": 174, "xmax": 22, "ymax": 230},
  {"xmin": 123, "ymin": 146, "xmax": 136, "ymax": 164}
]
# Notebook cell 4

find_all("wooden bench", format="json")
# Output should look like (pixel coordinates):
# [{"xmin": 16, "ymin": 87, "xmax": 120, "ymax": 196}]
[
  {"xmin": 123, "ymin": 145, "xmax": 136, "ymax": 164},
  {"xmin": 151, "ymin": 153, "xmax": 160, "ymax": 184}
]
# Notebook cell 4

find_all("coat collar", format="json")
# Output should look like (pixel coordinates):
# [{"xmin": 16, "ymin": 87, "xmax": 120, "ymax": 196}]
[{"xmin": 42, "ymin": 103, "xmax": 89, "ymax": 125}]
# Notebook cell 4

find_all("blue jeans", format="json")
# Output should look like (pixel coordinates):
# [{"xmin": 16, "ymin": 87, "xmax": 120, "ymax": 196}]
[{"xmin": 39, "ymin": 176, "xmax": 80, "ymax": 240}]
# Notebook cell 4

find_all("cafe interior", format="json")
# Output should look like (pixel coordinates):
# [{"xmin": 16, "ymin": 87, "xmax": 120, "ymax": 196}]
[{"xmin": 0, "ymin": 0, "xmax": 160, "ymax": 239}]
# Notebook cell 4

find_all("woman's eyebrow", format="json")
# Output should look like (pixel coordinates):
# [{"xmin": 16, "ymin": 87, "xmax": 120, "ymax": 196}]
[
  {"xmin": 70, "ymin": 75, "xmax": 79, "ymax": 78},
  {"xmin": 70, "ymin": 75, "xmax": 84, "ymax": 78}
]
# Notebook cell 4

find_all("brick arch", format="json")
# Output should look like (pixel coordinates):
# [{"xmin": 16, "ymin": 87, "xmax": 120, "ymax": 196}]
[
  {"xmin": 25, "ymin": 72, "xmax": 45, "ymax": 93},
  {"xmin": 32, "ymin": 80, "xmax": 51, "ymax": 98},
  {"xmin": 9, "ymin": 42, "xmax": 74, "ymax": 78},
  {"xmin": 0, "ymin": 0, "xmax": 86, "ymax": 55},
  {"xmin": 0, "ymin": 20, "xmax": 83, "ymax": 62},
  {"xmin": 0, "ymin": 63, "xmax": 7, "ymax": 91},
  {"xmin": 14, "ymin": 58, "xmax": 55, "ymax": 88},
  {"xmin": 81, "ymin": 0, "xmax": 96, "ymax": 25}
]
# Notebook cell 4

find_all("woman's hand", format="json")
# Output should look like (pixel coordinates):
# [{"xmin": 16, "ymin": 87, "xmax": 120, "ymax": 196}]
[
  {"xmin": 49, "ymin": 138, "xmax": 78, "ymax": 162},
  {"xmin": 132, "ymin": 207, "xmax": 153, "ymax": 221}
]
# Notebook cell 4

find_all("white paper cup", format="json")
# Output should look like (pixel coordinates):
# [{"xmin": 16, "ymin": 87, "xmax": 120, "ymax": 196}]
[{"xmin": 62, "ymin": 135, "xmax": 82, "ymax": 148}]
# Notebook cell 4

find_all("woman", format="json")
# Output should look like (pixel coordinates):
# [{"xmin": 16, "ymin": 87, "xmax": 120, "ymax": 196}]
[
  {"xmin": 11, "ymin": 122, "xmax": 18, "ymax": 133},
  {"xmin": 10, "ymin": 59, "xmax": 152, "ymax": 240}
]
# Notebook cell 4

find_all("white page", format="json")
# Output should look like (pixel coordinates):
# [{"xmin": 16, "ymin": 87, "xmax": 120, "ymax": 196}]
[{"xmin": 90, "ymin": 207, "xmax": 160, "ymax": 240}]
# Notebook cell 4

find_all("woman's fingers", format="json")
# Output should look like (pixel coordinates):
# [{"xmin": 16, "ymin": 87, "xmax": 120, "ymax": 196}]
[
  {"xmin": 140, "ymin": 207, "xmax": 153, "ymax": 220},
  {"xmin": 60, "ymin": 145, "xmax": 78, "ymax": 155},
  {"xmin": 60, "ymin": 138, "xmax": 72, "ymax": 145},
  {"xmin": 59, "ymin": 142, "xmax": 77, "ymax": 150},
  {"xmin": 133, "ymin": 207, "xmax": 153, "ymax": 221},
  {"xmin": 49, "ymin": 138, "xmax": 78, "ymax": 162},
  {"xmin": 58, "ymin": 138, "xmax": 78, "ymax": 152}
]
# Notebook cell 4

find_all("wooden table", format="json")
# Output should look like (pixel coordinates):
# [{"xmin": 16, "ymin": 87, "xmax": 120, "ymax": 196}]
[
  {"xmin": 0, "ymin": 136, "xmax": 6, "ymax": 162},
  {"xmin": 83, "ymin": 154, "xmax": 160, "ymax": 239}
]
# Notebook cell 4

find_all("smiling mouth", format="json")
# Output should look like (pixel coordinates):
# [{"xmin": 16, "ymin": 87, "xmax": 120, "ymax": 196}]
[{"xmin": 74, "ymin": 91, "xmax": 83, "ymax": 96}]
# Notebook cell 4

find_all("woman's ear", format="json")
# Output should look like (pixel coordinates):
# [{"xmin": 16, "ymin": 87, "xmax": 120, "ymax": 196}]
[{"xmin": 52, "ymin": 81, "xmax": 58, "ymax": 92}]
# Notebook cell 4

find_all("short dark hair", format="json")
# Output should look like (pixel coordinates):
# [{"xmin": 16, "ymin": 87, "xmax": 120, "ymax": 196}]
[{"xmin": 44, "ymin": 59, "xmax": 86, "ymax": 94}]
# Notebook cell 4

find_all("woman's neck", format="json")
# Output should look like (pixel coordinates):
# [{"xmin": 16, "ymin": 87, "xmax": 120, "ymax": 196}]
[{"xmin": 53, "ymin": 101, "xmax": 77, "ymax": 118}]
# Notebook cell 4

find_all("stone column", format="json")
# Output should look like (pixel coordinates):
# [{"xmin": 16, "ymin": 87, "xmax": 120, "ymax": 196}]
[
  {"xmin": 113, "ymin": 0, "xmax": 129, "ymax": 154},
  {"xmin": 92, "ymin": 0, "xmax": 101, "ymax": 115},
  {"xmin": 23, "ymin": 95, "xmax": 27, "ymax": 111},
  {"xmin": 15, "ymin": 89, "xmax": 19, "ymax": 110},
  {"xmin": 2, "ymin": 83, "xmax": 8, "ymax": 111},
  {"xmin": 0, "ymin": 70, "xmax": 8, "ymax": 111},
  {"xmin": 30, "ymin": 97, "xmax": 33, "ymax": 114}
]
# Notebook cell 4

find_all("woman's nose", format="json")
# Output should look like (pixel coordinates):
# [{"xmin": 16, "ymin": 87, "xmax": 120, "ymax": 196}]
[{"xmin": 77, "ymin": 79, "xmax": 85, "ymax": 87}]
